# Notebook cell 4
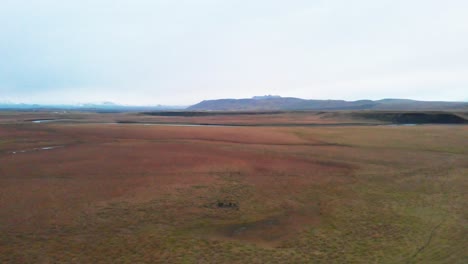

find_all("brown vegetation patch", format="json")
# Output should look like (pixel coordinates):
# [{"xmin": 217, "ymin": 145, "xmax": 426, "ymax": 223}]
[
  {"xmin": 1, "ymin": 113, "xmax": 466, "ymax": 263},
  {"xmin": 0, "ymin": 124, "xmax": 351, "ymax": 234}
]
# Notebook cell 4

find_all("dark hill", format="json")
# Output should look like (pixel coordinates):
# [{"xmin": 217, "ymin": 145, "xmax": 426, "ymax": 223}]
[{"xmin": 351, "ymin": 112, "xmax": 467, "ymax": 124}]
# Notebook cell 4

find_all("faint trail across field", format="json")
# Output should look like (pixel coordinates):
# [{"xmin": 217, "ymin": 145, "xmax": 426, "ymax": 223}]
[{"xmin": 8, "ymin": 146, "xmax": 64, "ymax": 155}]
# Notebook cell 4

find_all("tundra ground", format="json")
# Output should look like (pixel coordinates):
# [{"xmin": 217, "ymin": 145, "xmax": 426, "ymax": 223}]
[{"xmin": 0, "ymin": 114, "xmax": 467, "ymax": 263}]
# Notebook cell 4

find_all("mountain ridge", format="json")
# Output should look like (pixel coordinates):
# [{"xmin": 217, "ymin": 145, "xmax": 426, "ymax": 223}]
[
  {"xmin": 187, "ymin": 96, "xmax": 468, "ymax": 111},
  {"xmin": 0, "ymin": 102, "xmax": 185, "ymax": 111}
]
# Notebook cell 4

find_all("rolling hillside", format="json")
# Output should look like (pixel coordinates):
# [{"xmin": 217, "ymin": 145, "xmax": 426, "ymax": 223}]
[{"xmin": 187, "ymin": 96, "xmax": 468, "ymax": 111}]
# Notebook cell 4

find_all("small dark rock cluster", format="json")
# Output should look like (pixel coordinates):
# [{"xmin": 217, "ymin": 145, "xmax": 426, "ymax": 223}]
[{"xmin": 216, "ymin": 200, "xmax": 239, "ymax": 209}]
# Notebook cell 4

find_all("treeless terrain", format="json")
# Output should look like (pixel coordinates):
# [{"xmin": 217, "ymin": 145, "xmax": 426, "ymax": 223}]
[
  {"xmin": 0, "ymin": 112, "xmax": 467, "ymax": 263},
  {"xmin": 0, "ymin": 110, "xmax": 358, "ymax": 126}
]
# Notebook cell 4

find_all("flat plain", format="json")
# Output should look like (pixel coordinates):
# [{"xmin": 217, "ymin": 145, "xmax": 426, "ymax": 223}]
[{"xmin": 0, "ymin": 111, "xmax": 467, "ymax": 263}]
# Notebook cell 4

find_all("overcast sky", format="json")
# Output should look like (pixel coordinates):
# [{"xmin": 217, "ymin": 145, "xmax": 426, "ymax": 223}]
[{"xmin": 1, "ymin": 0, "xmax": 467, "ymax": 105}]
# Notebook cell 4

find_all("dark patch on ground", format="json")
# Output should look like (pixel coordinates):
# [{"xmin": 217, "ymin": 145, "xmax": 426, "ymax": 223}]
[
  {"xmin": 216, "ymin": 200, "xmax": 239, "ymax": 209},
  {"xmin": 214, "ymin": 209, "xmax": 320, "ymax": 246},
  {"xmin": 141, "ymin": 111, "xmax": 286, "ymax": 117},
  {"xmin": 353, "ymin": 112, "xmax": 467, "ymax": 124}
]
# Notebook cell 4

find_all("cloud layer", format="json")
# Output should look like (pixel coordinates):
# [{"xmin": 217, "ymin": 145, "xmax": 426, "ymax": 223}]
[{"xmin": 1, "ymin": 0, "xmax": 467, "ymax": 104}]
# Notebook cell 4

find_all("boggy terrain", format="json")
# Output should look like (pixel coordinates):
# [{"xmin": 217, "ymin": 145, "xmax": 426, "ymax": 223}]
[{"xmin": 0, "ymin": 113, "xmax": 467, "ymax": 263}]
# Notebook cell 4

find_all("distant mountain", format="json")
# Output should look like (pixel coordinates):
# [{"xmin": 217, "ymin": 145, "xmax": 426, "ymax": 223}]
[
  {"xmin": 0, "ymin": 102, "xmax": 185, "ymax": 111},
  {"xmin": 187, "ymin": 96, "xmax": 468, "ymax": 111}
]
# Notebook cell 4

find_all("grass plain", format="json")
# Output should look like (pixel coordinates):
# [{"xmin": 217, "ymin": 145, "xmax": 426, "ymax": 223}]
[{"xmin": 0, "ymin": 111, "xmax": 467, "ymax": 263}]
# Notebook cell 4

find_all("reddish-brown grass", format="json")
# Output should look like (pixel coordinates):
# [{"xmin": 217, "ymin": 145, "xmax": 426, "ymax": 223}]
[
  {"xmin": 1, "ymin": 114, "xmax": 466, "ymax": 263},
  {"xmin": 0, "ymin": 124, "xmax": 350, "ymax": 234}
]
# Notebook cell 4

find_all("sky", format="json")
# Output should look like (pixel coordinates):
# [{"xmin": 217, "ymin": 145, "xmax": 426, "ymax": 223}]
[{"xmin": 1, "ymin": 0, "xmax": 467, "ymax": 105}]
